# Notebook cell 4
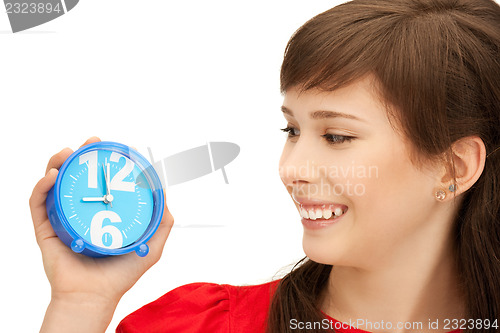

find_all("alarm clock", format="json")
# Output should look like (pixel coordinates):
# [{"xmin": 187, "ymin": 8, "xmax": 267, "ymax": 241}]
[{"xmin": 46, "ymin": 141, "xmax": 164, "ymax": 257}]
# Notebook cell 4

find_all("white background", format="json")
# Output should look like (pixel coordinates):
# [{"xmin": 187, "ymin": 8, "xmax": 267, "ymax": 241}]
[{"xmin": 0, "ymin": 1, "xmax": 339, "ymax": 332}]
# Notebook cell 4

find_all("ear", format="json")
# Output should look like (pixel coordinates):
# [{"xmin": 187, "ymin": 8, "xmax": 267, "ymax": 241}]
[{"xmin": 439, "ymin": 136, "xmax": 486, "ymax": 197}]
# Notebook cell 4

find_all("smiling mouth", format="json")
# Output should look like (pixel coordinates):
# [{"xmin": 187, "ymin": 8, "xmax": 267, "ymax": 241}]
[{"xmin": 299, "ymin": 204, "xmax": 348, "ymax": 220}]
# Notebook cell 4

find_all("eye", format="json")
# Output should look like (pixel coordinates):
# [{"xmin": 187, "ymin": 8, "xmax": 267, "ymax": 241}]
[
  {"xmin": 281, "ymin": 126, "xmax": 356, "ymax": 145},
  {"xmin": 280, "ymin": 126, "xmax": 300, "ymax": 137},
  {"xmin": 321, "ymin": 134, "xmax": 355, "ymax": 145}
]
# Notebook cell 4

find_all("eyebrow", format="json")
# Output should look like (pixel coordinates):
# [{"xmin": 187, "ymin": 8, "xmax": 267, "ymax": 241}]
[{"xmin": 281, "ymin": 106, "xmax": 365, "ymax": 122}]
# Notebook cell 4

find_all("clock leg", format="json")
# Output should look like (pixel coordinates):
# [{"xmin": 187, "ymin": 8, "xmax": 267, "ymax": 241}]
[
  {"xmin": 135, "ymin": 244, "xmax": 149, "ymax": 257},
  {"xmin": 71, "ymin": 239, "xmax": 86, "ymax": 253}
]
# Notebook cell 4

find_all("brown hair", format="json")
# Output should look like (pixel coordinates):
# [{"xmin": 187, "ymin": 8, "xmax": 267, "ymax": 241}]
[{"xmin": 267, "ymin": 0, "xmax": 500, "ymax": 332}]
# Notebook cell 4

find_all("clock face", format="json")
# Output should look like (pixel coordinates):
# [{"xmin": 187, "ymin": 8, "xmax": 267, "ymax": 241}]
[{"xmin": 59, "ymin": 148, "xmax": 154, "ymax": 249}]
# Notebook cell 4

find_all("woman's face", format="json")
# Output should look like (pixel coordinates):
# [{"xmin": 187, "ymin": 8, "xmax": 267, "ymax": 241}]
[{"xmin": 279, "ymin": 77, "xmax": 443, "ymax": 269}]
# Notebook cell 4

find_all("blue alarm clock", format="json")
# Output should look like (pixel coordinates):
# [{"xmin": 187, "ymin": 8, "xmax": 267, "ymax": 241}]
[{"xmin": 46, "ymin": 141, "xmax": 164, "ymax": 257}]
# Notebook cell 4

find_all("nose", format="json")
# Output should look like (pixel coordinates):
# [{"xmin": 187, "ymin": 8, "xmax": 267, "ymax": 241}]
[{"xmin": 279, "ymin": 139, "xmax": 327, "ymax": 190}]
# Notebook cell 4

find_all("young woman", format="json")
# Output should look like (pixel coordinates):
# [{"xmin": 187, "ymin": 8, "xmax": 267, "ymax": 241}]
[{"xmin": 30, "ymin": 0, "xmax": 500, "ymax": 332}]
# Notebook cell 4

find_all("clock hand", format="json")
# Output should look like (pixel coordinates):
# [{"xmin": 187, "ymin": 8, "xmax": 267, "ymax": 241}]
[
  {"xmin": 106, "ymin": 162, "xmax": 113, "ymax": 207},
  {"xmin": 102, "ymin": 163, "xmax": 113, "ymax": 207},
  {"xmin": 82, "ymin": 194, "xmax": 114, "ymax": 203},
  {"xmin": 82, "ymin": 196, "xmax": 106, "ymax": 202}
]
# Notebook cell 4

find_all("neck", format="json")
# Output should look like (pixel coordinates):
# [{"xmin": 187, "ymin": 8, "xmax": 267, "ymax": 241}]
[{"xmin": 320, "ymin": 224, "xmax": 465, "ymax": 332}]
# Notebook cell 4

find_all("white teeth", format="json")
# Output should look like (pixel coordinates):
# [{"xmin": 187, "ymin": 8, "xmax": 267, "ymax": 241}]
[
  {"xmin": 299, "ymin": 204, "xmax": 346, "ymax": 220},
  {"xmin": 323, "ymin": 208, "xmax": 332, "ymax": 219}
]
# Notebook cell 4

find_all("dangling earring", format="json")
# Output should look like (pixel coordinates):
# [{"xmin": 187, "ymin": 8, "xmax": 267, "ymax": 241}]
[{"xmin": 435, "ymin": 189, "xmax": 446, "ymax": 201}]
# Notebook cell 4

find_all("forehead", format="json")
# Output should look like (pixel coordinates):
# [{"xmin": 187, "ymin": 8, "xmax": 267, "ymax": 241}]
[{"xmin": 282, "ymin": 77, "xmax": 388, "ymax": 123}]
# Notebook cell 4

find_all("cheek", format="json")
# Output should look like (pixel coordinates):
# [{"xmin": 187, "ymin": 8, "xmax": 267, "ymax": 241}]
[
  {"xmin": 343, "ymin": 140, "xmax": 436, "ymax": 254},
  {"xmin": 354, "ymin": 144, "xmax": 432, "ymax": 217},
  {"xmin": 308, "ymin": 138, "xmax": 436, "ymax": 265},
  {"xmin": 278, "ymin": 145, "xmax": 294, "ymax": 194}
]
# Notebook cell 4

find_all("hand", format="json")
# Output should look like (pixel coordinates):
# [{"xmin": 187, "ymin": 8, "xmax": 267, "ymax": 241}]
[{"xmin": 29, "ymin": 137, "xmax": 174, "ymax": 332}]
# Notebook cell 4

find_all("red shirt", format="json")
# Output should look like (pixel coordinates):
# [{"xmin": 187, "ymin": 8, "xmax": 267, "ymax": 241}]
[{"xmin": 116, "ymin": 280, "xmax": 462, "ymax": 333}]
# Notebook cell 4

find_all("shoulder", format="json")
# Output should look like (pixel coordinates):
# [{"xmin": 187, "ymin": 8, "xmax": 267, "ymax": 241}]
[
  {"xmin": 116, "ymin": 279, "xmax": 281, "ymax": 333},
  {"xmin": 225, "ymin": 279, "xmax": 281, "ymax": 328}
]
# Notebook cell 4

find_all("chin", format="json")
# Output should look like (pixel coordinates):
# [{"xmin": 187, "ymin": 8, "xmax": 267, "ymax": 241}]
[{"xmin": 302, "ymin": 235, "xmax": 344, "ymax": 266}]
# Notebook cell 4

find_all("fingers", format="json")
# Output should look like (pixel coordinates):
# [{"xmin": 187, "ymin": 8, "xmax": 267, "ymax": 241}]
[
  {"xmin": 79, "ymin": 136, "xmax": 101, "ymax": 149},
  {"xmin": 161, "ymin": 190, "xmax": 174, "ymax": 229},
  {"xmin": 142, "ymin": 194, "xmax": 174, "ymax": 267},
  {"xmin": 45, "ymin": 148, "xmax": 73, "ymax": 175},
  {"xmin": 45, "ymin": 137, "xmax": 101, "ymax": 175},
  {"xmin": 29, "ymin": 168, "xmax": 59, "ymax": 244},
  {"xmin": 37, "ymin": 137, "xmax": 101, "ymax": 243}
]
